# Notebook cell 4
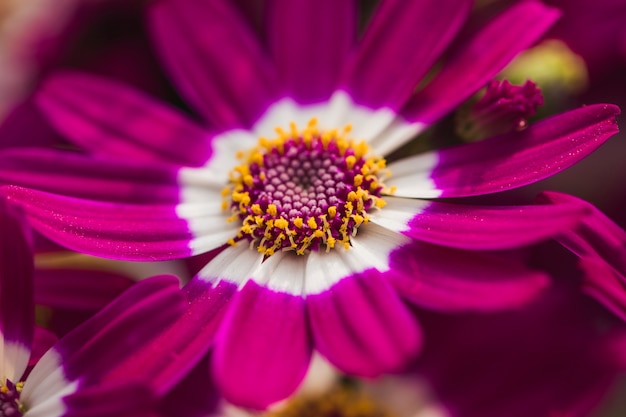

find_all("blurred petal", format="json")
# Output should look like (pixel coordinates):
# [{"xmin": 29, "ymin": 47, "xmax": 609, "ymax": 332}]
[
  {"xmin": 22, "ymin": 276, "xmax": 185, "ymax": 412},
  {"xmin": 61, "ymin": 384, "xmax": 159, "ymax": 417},
  {"xmin": 266, "ymin": 0, "xmax": 356, "ymax": 103},
  {"xmin": 148, "ymin": 0, "xmax": 281, "ymax": 129},
  {"xmin": 579, "ymin": 257, "xmax": 626, "ymax": 321},
  {"xmin": 537, "ymin": 191, "xmax": 626, "ymax": 318},
  {"xmin": 0, "ymin": 148, "xmax": 182, "ymax": 204},
  {"xmin": 340, "ymin": 0, "xmax": 470, "ymax": 110},
  {"xmin": 50, "ymin": 276, "xmax": 184, "ymax": 382},
  {"xmin": 37, "ymin": 72, "xmax": 215, "ymax": 167},
  {"xmin": 100, "ymin": 278, "xmax": 234, "ymax": 396},
  {"xmin": 389, "ymin": 242, "xmax": 549, "ymax": 311},
  {"xmin": 34, "ymin": 268, "xmax": 134, "ymax": 311},
  {"xmin": 0, "ymin": 199, "xmax": 33, "ymax": 381}
]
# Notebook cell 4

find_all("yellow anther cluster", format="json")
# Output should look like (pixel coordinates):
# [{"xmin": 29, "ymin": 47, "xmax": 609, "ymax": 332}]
[{"xmin": 224, "ymin": 119, "xmax": 393, "ymax": 257}]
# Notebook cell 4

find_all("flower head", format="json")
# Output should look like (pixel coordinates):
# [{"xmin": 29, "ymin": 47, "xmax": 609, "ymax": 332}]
[{"xmin": 0, "ymin": 0, "xmax": 620, "ymax": 409}]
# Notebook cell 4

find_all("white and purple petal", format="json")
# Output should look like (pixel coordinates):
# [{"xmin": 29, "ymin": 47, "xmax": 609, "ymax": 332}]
[
  {"xmin": 148, "ymin": 0, "xmax": 282, "ymax": 130},
  {"xmin": 212, "ymin": 252, "xmax": 310, "ymax": 409},
  {"xmin": 307, "ymin": 266, "xmax": 421, "ymax": 377},
  {"xmin": 187, "ymin": 252, "xmax": 309, "ymax": 407},
  {"xmin": 2, "ymin": 186, "xmax": 235, "ymax": 261},
  {"xmin": 43, "ymin": 276, "xmax": 184, "ymax": 382},
  {"xmin": 388, "ymin": 104, "xmax": 620, "ymax": 198},
  {"xmin": 388, "ymin": 242, "xmax": 549, "ymax": 312},
  {"xmin": 100, "ymin": 278, "xmax": 235, "ymax": 396},
  {"xmin": 370, "ymin": 196, "xmax": 588, "ymax": 250},
  {"xmin": 21, "ymin": 349, "xmax": 79, "ymax": 417},
  {"xmin": 21, "ymin": 276, "xmax": 184, "ymax": 415},
  {"xmin": 301, "ymin": 223, "xmax": 420, "ymax": 377}
]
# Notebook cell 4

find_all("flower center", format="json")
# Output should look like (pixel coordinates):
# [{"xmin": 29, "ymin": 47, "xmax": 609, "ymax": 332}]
[
  {"xmin": 0, "ymin": 379, "xmax": 24, "ymax": 417},
  {"xmin": 224, "ymin": 119, "xmax": 392, "ymax": 257}
]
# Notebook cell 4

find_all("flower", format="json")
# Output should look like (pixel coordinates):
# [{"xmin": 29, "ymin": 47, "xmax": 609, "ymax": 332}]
[
  {"xmin": 0, "ymin": 198, "xmax": 186, "ymax": 416},
  {"xmin": 0, "ymin": 0, "xmax": 620, "ymax": 409}
]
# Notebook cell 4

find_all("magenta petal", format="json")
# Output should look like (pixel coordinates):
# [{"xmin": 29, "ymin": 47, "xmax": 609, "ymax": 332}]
[
  {"xmin": 416, "ymin": 289, "xmax": 617, "ymax": 417},
  {"xmin": 308, "ymin": 272, "xmax": 421, "ymax": 377},
  {"xmin": 402, "ymin": 1, "xmax": 560, "ymax": 125},
  {"xmin": 388, "ymin": 242, "xmax": 549, "ymax": 312},
  {"xmin": 29, "ymin": 327, "xmax": 58, "ymax": 367},
  {"xmin": 213, "ymin": 280, "xmax": 311, "ymax": 409},
  {"xmin": 0, "ymin": 200, "xmax": 34, "ymax": 348},
  {"xmin": 2, "ymin": 186, "xmax": 194, "ymax": 261},
  {"xmin": 54, "ymin": 275, "xmax": 185, "ymax": 383},
  {"xmin": 579, "ymin": 257, "xmax": 626, "ymax": 322},
  {"xmin": 148, "ymin": 0, "xmax": 281, "ymax": 130},
  {"xmin": 102, "ymin": 279, "xmax": 234, "ymax": 395},
  {"xmin": 536, "ymin": 192, "xmax": 626, "ymax": 310},
  {"xmin": 341, "ymin": 0, "xmax": 470, "ymax": 110},
  {"xmin": 267, "ymin": 0, "xmax": 356, "ymax": 103},
  {"xmin": 0, "ymin": 148, "xmax": 181, "ymax": 203},
  {"xmin": 34, "ymin": 269, "xmax": 133, "ymax": 311},
  {"xmin": 37, "ymin": 72, "xmax": 215, "ymax": 167},
  {"xmin": 160, "ymin": 355, "xmax": 219, "ymax": 417},
  {"xmin": 390, "ymin": 104, "xmax": 620, "ymax": 198},
  {"xmin": 538, "ymin": 192, "xmax": 626, "ymax": 279},
  {"xmin": 393, "ymin": 198, "xmax": 588, "ymax": 250}
]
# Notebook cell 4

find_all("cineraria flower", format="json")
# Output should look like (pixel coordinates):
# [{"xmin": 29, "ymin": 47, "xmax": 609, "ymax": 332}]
[
  {"xmin": 0, "ymin": 0, "xmax": 620, "ymax": 409},
  {"xmin": 0, "ymin": 198, "xmax": 186, "ymax": 416}
]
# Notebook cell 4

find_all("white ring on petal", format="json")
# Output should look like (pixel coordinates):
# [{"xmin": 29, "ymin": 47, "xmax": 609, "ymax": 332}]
[
  {"xmin": 369, "ymin": 117, "xmax": 428, "ymax": 157},
  {"xmin": 369, "ymin": 196, "xmax": 430, "ymax": 233},
  {"xmin": 177, "ymin": 129, "xmax": 257, "ymax": 204},
  {"xmin": 251, "ymin": 251, "xmax": 306, "ymax": 296},
  {"xmin": 387, "ymin": 152, "xmax": 442, "ymax": 198},
  {"xmin": 0, "ymin": 336, "xmax": 30, "ymax": 382},
  {"xmin": 174, "ymin": 200, "xmax": 239, "ymax": 254},
  {"xmin": 197, "ymin": 244, "xmax": 264, "ymax": 288},
  {"xmin": 21, "ymin": 349, "xmax": 79, "ymax": 417},
  {"xmin": 251, "ymin": 98, "xmax": 330, "ymax": 138},
  {"xmin": 252, "ymin": 91, "xmax": 409, "ymax": 147},
  {"xmin": 303, "ymin": 222, "xmax": 411, "ymax": 295}
]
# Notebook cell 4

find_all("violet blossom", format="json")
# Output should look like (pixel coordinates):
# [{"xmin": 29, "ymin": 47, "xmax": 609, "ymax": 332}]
[{"xmin": 0, "ymin": 0, "xmax": 621, "ymax": 409}]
